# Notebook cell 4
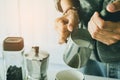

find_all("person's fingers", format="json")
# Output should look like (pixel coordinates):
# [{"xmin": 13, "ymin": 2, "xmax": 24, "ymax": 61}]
[
  {"xmin": 88, "ymin": 21, "xmax": 119, "ymax": 45},
  {"xmin": 55, "ymin": 16, "xmax": 68, "ymax": 29},
  {"xmin": 57, "ymin": 19, "xmax": 70, "ymax": 44},
  {"xmin": 95, "ymin": 33, "xmax": 118, "ymax": 45},
  {"xmin": 66, "ymin": 10, "xmax": 79, "ymax": 32},
  {"xmin": 96, "ymin": 29, "xmax": 119, "ymax": 45},
  {"xmin": 58, "ymin": 27, "xmax": 70, "ymax": 44},
  {"xmin": 54, "ymin": 17, "xmax": 70, "ymax": 44},
  {"xmin": 88, "ymin": 13, "xmax": 120, "ymax": 45},
  {"xmin": 58, "ymin": 30, "xmax": 70, "ymax": 44},
  {"xmin": 92, "ymin": 12, "xmax": 105, "ymax": 29},
  {"xmin": 107, "ymin": 0, "xmax": 120, "ymax": 13},
  {"xmin": 88, "ymin": 16, "xmax": 100, "ymax": 39},
  {"xmin": 91, "ymin": 12, "xmax": 120, "ymax": 33},
  {"xmin": 99, "ymin": 30, "xmax": 120, "ymax": 41},
  {"xmin": 101, "ymin": 21, "xmax": 120, "ymax": 34}
]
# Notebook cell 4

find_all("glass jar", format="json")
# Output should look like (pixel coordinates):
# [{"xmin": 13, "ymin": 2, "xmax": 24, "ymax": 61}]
[{"xmin": 3, "ymin": 37, "xmax": 25, "ymax": 80}]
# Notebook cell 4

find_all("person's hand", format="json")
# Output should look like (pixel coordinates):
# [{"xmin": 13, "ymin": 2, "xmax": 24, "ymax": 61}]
[
  {"xmin": 88, "ymin": 12, "xmax": 120, "ymax": 45},
  {"xmin": 88, "ymin": 0, "xmax": 120, "ymax": 45},
  {"xmin": 107, "ymin": 0, "xmax": 120, "ymax": 12},
  {"xmin": 55, "ymin": 9, "xmax": 79, "ymax": 44}
]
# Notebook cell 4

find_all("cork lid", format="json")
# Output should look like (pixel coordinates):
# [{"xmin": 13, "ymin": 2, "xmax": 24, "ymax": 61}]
[{"xmin": 3, "ymin": 37, "xmax": 24, "ymax": 51}]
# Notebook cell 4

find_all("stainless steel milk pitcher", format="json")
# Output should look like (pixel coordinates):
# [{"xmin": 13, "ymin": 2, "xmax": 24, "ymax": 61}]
[{"xmin": 63, "ymin": 28, "xmax": 94, "ymax": 68}]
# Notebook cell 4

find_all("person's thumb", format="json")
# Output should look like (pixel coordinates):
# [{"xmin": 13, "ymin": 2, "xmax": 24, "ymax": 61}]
[
  {"xmin": 67, "ymin": 24, "xmax": 73, "ymax": 32},
  {"xmin": 107, "ymin": 0, "xmax": 120, "ymax": 13},
  {"xmin": 67, "ymin": 15, "xmax": 78, "ymax": 32},
  {"xmin": 67, "ymin": 19, "xmax": 74, "ymax": 32}
]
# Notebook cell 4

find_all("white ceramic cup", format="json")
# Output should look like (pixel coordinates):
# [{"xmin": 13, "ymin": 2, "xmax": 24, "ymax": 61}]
[{"xmin": 55, "ymin": 69, "xmax": 84, "ymax": 80}]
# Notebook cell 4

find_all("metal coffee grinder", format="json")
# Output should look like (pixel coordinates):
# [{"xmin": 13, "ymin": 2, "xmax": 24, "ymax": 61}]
[{"xmin": 3, "ymin": 37, "xmax": 25, "ymax": 80}]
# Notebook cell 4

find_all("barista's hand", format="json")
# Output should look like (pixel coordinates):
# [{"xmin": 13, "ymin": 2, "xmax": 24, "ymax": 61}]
[
  {"xmin": 88, "ymin": 0, "xmax": 120, "ymax": 45},
  {"xmin": 88, "ymin": 12, "xmax": 120, "ymax": 45},
  {"xmin": 107, "ymin": 0, "xmax": 120, "ymax": 12},
  {"xmin": 55, "ymin": 9, "xmax": 79, "ymax": 44}
]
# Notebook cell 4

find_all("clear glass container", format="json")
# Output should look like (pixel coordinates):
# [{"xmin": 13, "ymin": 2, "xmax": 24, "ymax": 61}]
[{"xmin": 3, "ymin": 37, "xmax": 25, "ymax": 80}]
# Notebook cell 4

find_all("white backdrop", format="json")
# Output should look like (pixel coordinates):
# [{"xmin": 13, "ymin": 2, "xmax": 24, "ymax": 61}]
[{"xmin": 0, "ymin": 0, "xmax": 66, "ymax": 65}]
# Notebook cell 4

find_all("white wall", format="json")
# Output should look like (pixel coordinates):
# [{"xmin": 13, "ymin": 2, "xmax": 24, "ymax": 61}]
[{"xmin": 0, "ymin": 0, "xmax": 66, "ymax": 64}]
